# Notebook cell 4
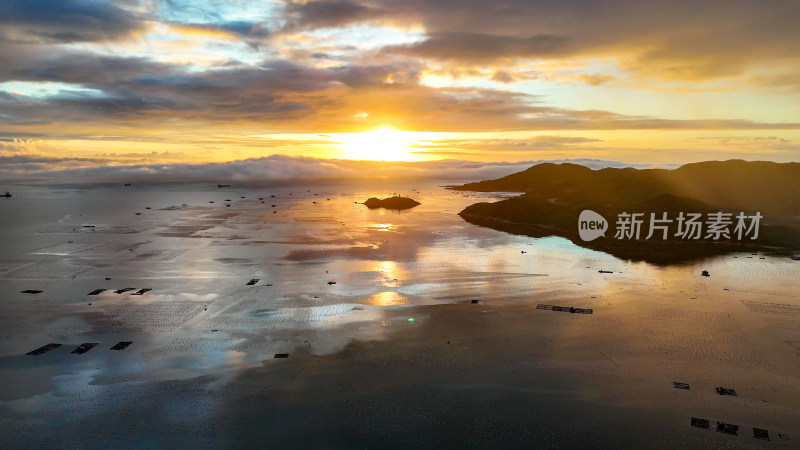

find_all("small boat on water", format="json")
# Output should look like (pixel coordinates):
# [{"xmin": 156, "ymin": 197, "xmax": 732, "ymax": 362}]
[
  {"xmin": 218, "ymin": 184, "xmax": 231, "ymax": 188},
  {"xmin": 2, "ymin": 192, "xmax": 11, "ymax": 198}
]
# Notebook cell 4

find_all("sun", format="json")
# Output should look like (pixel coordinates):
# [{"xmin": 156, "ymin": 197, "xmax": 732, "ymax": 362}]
[{"xmin": 335, "ymin": 126, "xmax": 422, "ymax": 161}]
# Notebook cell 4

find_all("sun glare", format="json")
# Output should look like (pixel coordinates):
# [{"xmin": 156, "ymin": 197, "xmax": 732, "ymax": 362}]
[{"xmin": 335, "ymin": 127, "xmax": 423, "ymax": 161}]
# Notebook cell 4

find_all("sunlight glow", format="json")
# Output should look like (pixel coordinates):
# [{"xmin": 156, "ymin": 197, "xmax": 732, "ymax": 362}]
[{"xmin": 335, "ymin": 127, "xmax": 426, "ymax": 161}]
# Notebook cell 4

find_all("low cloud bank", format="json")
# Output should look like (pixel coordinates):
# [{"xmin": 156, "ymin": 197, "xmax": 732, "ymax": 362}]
[{"xmin": 0, "ymin": 154, "xmax": 649, "ymax": 185}]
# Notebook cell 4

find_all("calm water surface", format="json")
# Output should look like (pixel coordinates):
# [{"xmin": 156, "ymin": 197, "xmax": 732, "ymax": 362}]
[{"xmin": 1, "ymin": 182, "xmax": 798, "ymax": 448}]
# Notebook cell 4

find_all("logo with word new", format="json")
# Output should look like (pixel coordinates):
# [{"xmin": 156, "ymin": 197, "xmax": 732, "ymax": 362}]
[
  {"xmin": 578, "ymin": 210, "xmax": 608, "ymax": 241},
  {"xmin": 577, "ymin": 210, "xmax": 762, "ymax": 242}
]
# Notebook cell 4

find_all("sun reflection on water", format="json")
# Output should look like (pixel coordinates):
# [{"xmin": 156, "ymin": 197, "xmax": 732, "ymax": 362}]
[
  {"xmin": 371, "ymin": 223, "xmax": 394, "ymax": 231},
  {"xmin": 367, "ymin": 291, "xmax": 409, "ymax": 306}
]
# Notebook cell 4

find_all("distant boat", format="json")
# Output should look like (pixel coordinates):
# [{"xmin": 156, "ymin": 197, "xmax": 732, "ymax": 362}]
[
  {"xmin": 124, "ymin": 183, "xmax": 132, "ymax": 186},
  {"xmin": 701, "ymin": 270, "xmax": 710, "ymax": 277},
  {"xmin": 218, "ymin": 184, "xmax": 231, "ymax": 188},
  {"xmin": 2, "ymin": 192, "xmax": 10, "ymax": 198},
  {"xmin": 598, "ymin": 270, "xmax": 613, "ymax": 274}
]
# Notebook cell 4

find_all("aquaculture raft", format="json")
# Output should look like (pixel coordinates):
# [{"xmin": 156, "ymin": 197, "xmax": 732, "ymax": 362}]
[{"xmin": 536, "ymin": 304, "xmax": 593, "ymax": 314}]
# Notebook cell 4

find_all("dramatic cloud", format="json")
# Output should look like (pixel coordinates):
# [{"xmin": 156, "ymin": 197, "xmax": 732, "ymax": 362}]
[
  {"xmin": 0, "ymin": 0, "xmax": 798, "ymax": 168},
  {"xmin": 282, "ymin": 0, "xmax": 381, "ymax": 30},
  {"xmin": 373, "ymin": 0, "xmax": 800, "ymax": 79},
  {"xmin": 0, "ymin": 0, "xmax": 144, "ymax": 43}
]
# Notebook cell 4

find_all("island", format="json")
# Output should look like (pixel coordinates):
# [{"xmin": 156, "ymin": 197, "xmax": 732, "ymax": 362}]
[
  {"xmin": 452, "ymin": 160, "xmax": 800, "ymax": 264},
  {"xmin": 363, "ymin": 196, "xmax": 420, "ymax": 210}
]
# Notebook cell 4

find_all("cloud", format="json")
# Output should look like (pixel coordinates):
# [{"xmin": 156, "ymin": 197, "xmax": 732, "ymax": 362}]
[
  {"xmin": 282, "ymin": 1, "xmax": 381, "ymax": 31},
  {"xmin": 364, "ymin": 0, "xmax": 800, "ymax": 80},
  {"xmin": 0, "ymin": 0, "xmax": 144, "ymax": 43},
  {"xmin": 412, "ymin": 136, "xmax": 602, "ymax": 153},
  {"xmin": 748, "ymin": 73, "xmax": 800, "ymax": 92},
  {"xmin": 690, "ymin": 136, "xmax": 800, "ymax": 155},
  {"xmin": 573, "ymin": 73, "xmax": 616, "ymax": 86},
  {"xmin": 490, "ymin": 71, "xmax": 515, "ymax": 83},
  {"xmin": 0, "ymin": 0, "xmax": 798, "ymax": 165},
  {"xmin": 0, "ymin": 136, "xmax": 45, "ymax": 155},
  {"xmin": 2, "ymin": 67, "xmax": 799, "ymax": 136},
  {"xmin": 0, "ymin": 154, "xmax": 118, "ymax": 174},
  {"xmin": 167, "ymin": 20, "xmax": 270, "ymax": 48},
  {"xmin": 3, "ymin": 34, "xmax": 797, "ymax": 136},
  {"xmin": 385, "ymin": 32, "xmax": 572, "ymax": 63},
  {"xmin": 0, "ymin": 154, "xmax": 643, "ymax": 183},
  {"xmin": 0, "ymin": 52, "xmax": 425, "ymax": 128},
  {"xmin": 0, "ymin": 51, "xmax": 178, "ymax": 85}
]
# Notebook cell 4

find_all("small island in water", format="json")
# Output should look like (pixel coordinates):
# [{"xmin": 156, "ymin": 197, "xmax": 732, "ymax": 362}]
[{"xmin": 364, "ymin": 196, "xmax": 420, "ymax": 210}]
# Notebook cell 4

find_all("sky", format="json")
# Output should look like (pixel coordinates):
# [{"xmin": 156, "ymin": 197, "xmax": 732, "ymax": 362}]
[{"xmin": 1, "ymin": 0, "xmax": 800, "ymax": 180}]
